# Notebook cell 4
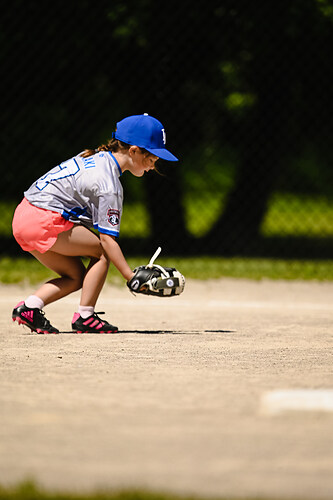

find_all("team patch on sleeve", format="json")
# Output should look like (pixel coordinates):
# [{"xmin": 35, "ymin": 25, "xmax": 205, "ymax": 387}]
[{"xmin": 106, "ymin": 208, "xmax": 120, "ymax": 226}]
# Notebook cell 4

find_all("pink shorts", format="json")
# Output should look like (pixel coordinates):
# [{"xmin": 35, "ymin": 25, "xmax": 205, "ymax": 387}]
[{"xmin": 12, "ymin": 198, "xmax": 74, "ymax": 253}]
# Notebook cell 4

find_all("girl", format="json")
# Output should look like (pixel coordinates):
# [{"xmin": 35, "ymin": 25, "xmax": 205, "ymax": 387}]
[{"xmin": 12, "ymin": 114, "xmax": 178, "ymax": 334}]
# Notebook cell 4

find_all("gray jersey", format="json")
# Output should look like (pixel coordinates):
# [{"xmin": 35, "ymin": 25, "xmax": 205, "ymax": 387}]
[{"xmin": 24, "ymin": 151, "xmax": 123, "ymax": 237}]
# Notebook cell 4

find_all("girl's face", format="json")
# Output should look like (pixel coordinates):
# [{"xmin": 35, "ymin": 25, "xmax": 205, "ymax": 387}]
[{"xmin": 128, "ymin": 147, "xmax": 159, "ymax": 177}]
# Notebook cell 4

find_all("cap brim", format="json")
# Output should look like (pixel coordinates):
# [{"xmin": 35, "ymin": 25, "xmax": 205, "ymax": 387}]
[{"xmin": 146, "ymin": 148, "xmax": 178, "ymax": 162}]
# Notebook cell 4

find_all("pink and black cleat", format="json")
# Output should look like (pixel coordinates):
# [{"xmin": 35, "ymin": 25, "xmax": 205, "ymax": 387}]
[
  {"xmin": 12, "ymin": 301, "xmax": 59, "ymax": 334},
  {"xmin": 71, "ymin": 312, "xmax": 118, "ymax": 333}
]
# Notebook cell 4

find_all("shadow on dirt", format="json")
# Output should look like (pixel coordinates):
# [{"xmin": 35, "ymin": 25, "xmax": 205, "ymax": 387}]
[{"xmin": 56, "ymin": 329, "xmax": 236, "ymax": 335}]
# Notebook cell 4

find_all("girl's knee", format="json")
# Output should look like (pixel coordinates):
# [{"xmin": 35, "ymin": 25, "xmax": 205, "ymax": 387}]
[
  {"xmin": 94, "ymin": 244, "xmax": 110, "ymax": 262},
  {"xmin": 88, "ymin": 252, "xmax": 110, "ymax": 269},
  {"xmin": 67, "ymin": 268, "xmax": 85, "ymax": 292},
  {"xmin": 101, "ymin": 252, "xmax": 110, "ymax": 265}
]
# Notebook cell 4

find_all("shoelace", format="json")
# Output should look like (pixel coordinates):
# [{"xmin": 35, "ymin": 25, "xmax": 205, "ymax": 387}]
[
  {"xmin": 37, "ymin": 310, "xmax": 52, "ymax": 328},
  {"xmin": 91, "ymin": 311, "xmax": 106, "ymax": 324}
]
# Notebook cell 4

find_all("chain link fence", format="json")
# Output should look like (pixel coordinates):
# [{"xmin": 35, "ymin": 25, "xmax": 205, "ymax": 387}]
[{"xmin": 1, "ymin": 0, "xmax": 333, "ymax": 258}]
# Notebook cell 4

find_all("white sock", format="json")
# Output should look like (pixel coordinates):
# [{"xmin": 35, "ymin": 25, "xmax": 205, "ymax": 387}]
[
  {"xmin": 25, "ymin": 295, "xmax": 45, "ymax": 310},
  {"xmin": 78, "ymin": 305, "xmax": 94, "ymax": 319}
]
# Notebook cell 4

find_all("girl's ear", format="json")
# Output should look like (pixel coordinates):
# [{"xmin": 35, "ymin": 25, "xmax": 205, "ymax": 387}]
[
  {"xmin": 128, "ymin": 146, "xmax": 135, "ymax": 160},
  {"xmin": 129, "ymin": 145, "xmax": 139, "ymax": 154}
]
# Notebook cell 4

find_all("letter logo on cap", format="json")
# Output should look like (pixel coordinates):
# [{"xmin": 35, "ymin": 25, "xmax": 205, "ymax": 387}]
[{"xmin": 162, "ymin": 128, "xmax": 166, "ymax": 145}]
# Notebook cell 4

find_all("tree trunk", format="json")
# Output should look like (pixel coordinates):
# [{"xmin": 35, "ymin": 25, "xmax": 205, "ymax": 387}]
[{"xmin": 206, "ymin": 1, "xmax": 292, "ymax": 253}]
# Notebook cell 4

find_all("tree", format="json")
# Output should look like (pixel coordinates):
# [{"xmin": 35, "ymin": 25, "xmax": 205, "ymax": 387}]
[
  {"xmin": 2, "ymin": 0, "xmax": 333, "ymax": 255},
  {"xmin": 206, "ymin": 0, "xmax": 333, "ymax": 251}
]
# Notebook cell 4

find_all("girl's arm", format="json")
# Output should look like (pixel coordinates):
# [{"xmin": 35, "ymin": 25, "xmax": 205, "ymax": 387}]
[{"xmin": 99, "ymin": 233, "xmax": 134, "ymax": 281}]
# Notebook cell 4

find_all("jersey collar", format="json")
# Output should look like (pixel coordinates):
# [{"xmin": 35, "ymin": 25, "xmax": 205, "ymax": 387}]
[{"xmin": 107, "ymin": 152, "xmax": 122, "ymax": 176}]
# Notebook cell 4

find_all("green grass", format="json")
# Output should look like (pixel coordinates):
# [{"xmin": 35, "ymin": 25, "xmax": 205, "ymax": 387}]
[
  {"xmin": 0, "ymin": 202, "xmax": 16, "ymax": 237},
  {"xmin": 183, "ymin": 193, "xmax": 225, "ymax": 237},
  {"xmin": 0, "ymin": 480, "xmax": 287, "ymax": 500},
  {"xmin": 152, "ymin": 257, "xmax": 333, "ymax": 281},
  {"xmin": 2, "ymin": 192, "xmax": 333, "ymax": 239},
  {"xmin": 123, "ymin": 193, "xmax": 333, "ymax": 238},
  {"xmin": 2, "ymin": 192, "xmax": 332, "ymax": 283},
  {"xmin": 0, "ymin": 255, "xmax": 332, "ymax": 284},
  {"xmin": 261, "ymin": 193, "xmax": 333, "ymax": 237},
  {"xmin": 0, "ymin": 482, "xmax": 185, "ymax": 500},
  {"xmin": 0, "ymin": 482, "xmax": 188, "ymax": 500},
  {"xmin": 121, "ymin": 203, "xmax": 151, "ymax": 237}
]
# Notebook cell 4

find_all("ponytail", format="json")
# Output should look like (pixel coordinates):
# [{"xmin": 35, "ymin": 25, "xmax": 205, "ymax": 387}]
[{"xmin": 80, "ymin": 139, "xmax": 131, "ymax": 158}]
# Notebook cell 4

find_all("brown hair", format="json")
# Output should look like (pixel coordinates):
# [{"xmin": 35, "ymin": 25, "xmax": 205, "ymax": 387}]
[
  {"xmin": 80, "ymin": 138, "xmax": 162, "ymax": 173},
  {"xmin": 80, "ymin": 138, "xmax": 131, "ymax": 158}
]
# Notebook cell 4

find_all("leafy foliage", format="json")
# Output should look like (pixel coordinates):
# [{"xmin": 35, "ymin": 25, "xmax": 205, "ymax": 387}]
[{"xmin": 1, "ymin": 0, "xmax": 332, "ymax": 255}]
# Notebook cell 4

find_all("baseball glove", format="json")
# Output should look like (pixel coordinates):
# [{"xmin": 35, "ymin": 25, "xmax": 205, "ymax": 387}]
[{"xmin": 127, "ymin": 247, "xmax": 185, "ymax": 297}]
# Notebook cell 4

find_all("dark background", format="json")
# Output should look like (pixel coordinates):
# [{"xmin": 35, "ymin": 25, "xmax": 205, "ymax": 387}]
[{"xmin": 1, "ymin": 0, "xmax": 333, "ymax": 257}]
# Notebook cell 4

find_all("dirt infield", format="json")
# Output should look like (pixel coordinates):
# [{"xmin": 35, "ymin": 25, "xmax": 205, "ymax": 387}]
[{"xmin": 1, "ymin": 278, "xmax": 333, "ymax": 499}]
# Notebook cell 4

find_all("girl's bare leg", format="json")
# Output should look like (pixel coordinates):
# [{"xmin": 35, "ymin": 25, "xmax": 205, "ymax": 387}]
[
  {"xmin": 31, "ymin": 225, "xmax": 109, "ymax": 307},
  {"xmin": 81, "ymin": 255, "xmax": 109, "ymax": 306},
  {"xmin": 30, "ymin": 250, "xmax": 86, "ymax": 305}
]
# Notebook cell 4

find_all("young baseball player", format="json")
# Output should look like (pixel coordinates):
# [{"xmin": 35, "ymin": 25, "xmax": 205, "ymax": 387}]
[{"xmin": 12, "ymin": 114, "xmax": 178, "ymax": 334}]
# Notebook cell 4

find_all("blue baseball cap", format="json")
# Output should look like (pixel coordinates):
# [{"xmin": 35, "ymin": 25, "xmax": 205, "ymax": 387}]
[{"xmin": 112, "ymin": 114, "xmax": 178, "ymax": 162}]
